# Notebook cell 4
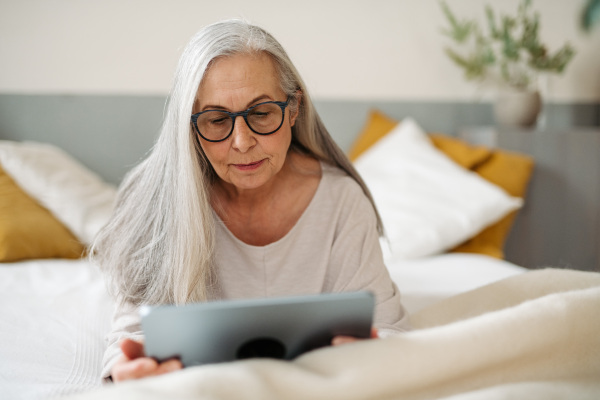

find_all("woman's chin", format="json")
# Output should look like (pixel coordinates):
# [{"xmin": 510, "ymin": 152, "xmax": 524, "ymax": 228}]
[{"xmin": 224, "ymin": 171, "xmax": 272, "ymax": 192}]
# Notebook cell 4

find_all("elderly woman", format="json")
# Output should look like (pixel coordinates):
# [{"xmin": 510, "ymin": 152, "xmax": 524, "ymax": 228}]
[{"xmin": 93, "ymin": 19, "xmax": 409, "ymax": 382}]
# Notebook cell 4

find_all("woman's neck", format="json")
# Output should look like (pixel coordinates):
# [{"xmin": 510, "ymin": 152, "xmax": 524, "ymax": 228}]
[{"xmin": 210, "ymin": 151, "xmax": 322, "ymax": 246}]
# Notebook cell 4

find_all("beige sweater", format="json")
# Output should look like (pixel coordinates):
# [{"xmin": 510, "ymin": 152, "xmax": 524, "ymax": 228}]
[{"xmin": 101, "ymin": 163, "xmax": 410, "ymax": 379}]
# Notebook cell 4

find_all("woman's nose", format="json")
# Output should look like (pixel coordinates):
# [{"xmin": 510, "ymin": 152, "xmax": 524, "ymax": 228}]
[{"xmin": 231, "ymin": 116, "xmax": 257, "ymax": 153}]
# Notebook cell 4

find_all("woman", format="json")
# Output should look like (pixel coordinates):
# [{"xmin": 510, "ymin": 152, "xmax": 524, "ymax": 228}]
[{"xmin": 92, "ymin": 19, "xmax": 409, "ymax": 382}]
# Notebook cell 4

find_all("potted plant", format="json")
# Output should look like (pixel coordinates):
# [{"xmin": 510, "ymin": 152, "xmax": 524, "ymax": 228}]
[{"xmin": 440, "ymin": 0, "xmax": 576, "ymax": 127}]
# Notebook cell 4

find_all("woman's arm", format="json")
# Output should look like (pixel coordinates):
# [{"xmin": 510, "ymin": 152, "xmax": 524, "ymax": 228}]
[
  {"xmin": 326, "ymin": 178, "xmax": 411, "ymax": 334},
  {"xmin": 102, "ymin": 300, "xmax": 182, "ymax": 382},
  {"xmin": 110, "ymin": 338, "xmax": 182, "ymax": 382},
  {"xmin": 102, "ymin": 300, "xmax": 144, "ymax": 380}
]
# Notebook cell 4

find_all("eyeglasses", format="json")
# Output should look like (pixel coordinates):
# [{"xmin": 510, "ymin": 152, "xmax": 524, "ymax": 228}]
[{"xmin": 191, "ymin": 97, "xmax": 291, "ymax": 142}]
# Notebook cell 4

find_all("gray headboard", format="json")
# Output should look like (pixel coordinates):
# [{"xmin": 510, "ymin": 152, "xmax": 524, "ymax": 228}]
[{"xmin": 1, "ymin": 94, "xmax": 598, "ymax": 271}]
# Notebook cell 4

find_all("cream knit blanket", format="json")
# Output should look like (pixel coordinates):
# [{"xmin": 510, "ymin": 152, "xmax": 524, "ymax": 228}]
[{"xmin": 67, "ymin": 268, "xmax": 600, "ymax": 400}]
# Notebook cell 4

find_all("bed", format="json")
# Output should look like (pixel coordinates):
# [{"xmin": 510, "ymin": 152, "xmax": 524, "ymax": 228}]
[{"xmin": 1, "ymin": 112, "xmax": 599, "ymax": 400}]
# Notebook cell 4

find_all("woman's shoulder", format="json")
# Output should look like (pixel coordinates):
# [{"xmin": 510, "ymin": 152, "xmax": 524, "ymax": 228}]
[
  {"xmin": 321, "ymin": 162, "xmax": 363, "ymax": 194},
  {"xmin": 313, "ymin": 163, "xmax": 372, "ymax": 220},
  {"xmin": 287, "ymin": 151, "xmax": 368, "ymax": 210}
]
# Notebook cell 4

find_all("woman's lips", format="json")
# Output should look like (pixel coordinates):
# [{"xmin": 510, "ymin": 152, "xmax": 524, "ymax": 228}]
[{"xmin": 232, "ymin": 159, "xmax": 265, "ymax": 171}]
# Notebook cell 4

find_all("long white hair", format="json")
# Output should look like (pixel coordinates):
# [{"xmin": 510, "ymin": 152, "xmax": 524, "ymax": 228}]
[{"xmin": 91, "ymin": 19, "xmax": 383, "ymax": 307}]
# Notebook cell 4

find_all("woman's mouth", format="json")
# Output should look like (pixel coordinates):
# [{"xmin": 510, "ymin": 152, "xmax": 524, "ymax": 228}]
[{"xmin": 232, "ymin": 159, "xmax": 265, "ymax": 171}]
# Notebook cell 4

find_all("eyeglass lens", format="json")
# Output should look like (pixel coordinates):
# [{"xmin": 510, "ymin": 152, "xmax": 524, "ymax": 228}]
[{"xmin": 197, "ymin": 102, "xmax": 284, "ymax": 141}]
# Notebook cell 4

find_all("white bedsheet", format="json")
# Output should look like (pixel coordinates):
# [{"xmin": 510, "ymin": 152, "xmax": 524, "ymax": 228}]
[
  {"xmin": 388, "ymin": 253, "xmax": 526, "ymax": 313},
  {"xmin": 0, "ymin": 260, "xmax": 114, "ymax": 400},
  {"xmin": 0, "ymin": 254, "xmax": 525, "ymax": 399}
]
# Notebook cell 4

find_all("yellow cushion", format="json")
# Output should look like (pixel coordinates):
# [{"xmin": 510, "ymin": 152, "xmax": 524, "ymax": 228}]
[
  {"xmin": 475, "ymin": 151, "xmax": 535, "ymax": 198},
  {"xmin": 0, "ymin": 164, "xmax": 84, "ymax": 262},
  {"xmin": 428, "ymin": 133, "xmax": 492, "ymax": 170},
  {"xmin": 348, "ymin": 109, "xmax": 534, "ymax": 259},
  {"xmin": 348, "ymin": 110, "xmax": 398, "ymax": 161},
  {"xmin": 434, "ymin": 135, "xmax": 534, "ymax": 258}
]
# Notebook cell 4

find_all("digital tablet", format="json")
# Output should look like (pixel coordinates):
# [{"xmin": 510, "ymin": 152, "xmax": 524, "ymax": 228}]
[{"xmin": 140, "ymin": 291, "xmax": 374, "ymax": 367}]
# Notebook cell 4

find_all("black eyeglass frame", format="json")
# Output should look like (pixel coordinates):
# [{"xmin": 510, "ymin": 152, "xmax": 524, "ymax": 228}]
[{"xmin": 191, "ymin": 97, "xmax": 292, "ymax": 143}]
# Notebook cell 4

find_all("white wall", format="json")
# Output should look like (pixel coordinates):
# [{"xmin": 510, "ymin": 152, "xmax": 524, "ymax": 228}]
[{"xmin": 1, "ymin": 0, "xmax": 598, "ymax": 101}]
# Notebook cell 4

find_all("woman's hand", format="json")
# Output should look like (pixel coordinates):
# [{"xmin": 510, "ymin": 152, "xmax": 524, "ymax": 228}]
[
  {"xmin": 111, "ymin": 338, "xmax": 183, "ymax": 382},
  {"xmin": 331, "ymin": 328, "xmax": 379, "ymax": 346},
  {"xmin": 111, "ymin": 327, "xmax": 375, "ymax": 382}
]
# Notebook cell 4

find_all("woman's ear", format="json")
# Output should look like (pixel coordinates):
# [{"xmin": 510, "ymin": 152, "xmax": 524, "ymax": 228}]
[{"xmin": 289, "ymin": 90, "xmax": 302, "ymax": 127}]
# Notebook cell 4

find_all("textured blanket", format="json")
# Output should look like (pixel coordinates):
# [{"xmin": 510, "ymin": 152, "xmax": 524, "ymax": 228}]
[{"xmin": 67, "ymin": 268, "xmax": 600, "ymax": 400}]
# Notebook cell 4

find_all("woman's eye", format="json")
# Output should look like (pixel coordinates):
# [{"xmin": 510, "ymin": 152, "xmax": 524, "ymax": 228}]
[
  {"xmin": 251, "ymin": 109, "xmax": 271, "ymax": 118},
  {"xmin": 210, "ymin": 117, "xmax": 228, "ymax": 125}
]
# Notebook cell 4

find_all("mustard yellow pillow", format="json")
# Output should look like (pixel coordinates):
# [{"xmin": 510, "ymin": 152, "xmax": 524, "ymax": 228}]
[
  {"xmin": 475, "ymin": 150, "xmax": 535, "ymax": 198},
  {"xmin": 428, "ymin": 133, "xmax": 493, "ymax": 170},
  {"xmin": 349, "ymin": 112, "xmax": 493, "ymax": 167},
  {"xmin": 0, "ymin": 165, "xmax": 84, "ymax": 262},
  {"xmin": 451, "ymin": 147, "xmax": 534, "ymax": 258},
  {"xmin": 348, "ymin": 110, "xmax": 398, "ymax": 161},
  {"xmin": 427, "ymin": 134, "xmax": 534, "ymax": 258}
]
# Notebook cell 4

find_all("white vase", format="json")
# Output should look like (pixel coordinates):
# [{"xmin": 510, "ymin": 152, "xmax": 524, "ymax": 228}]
[{"xmin": 493, "ymin": 89, "xmax": 542, "ymax": 128}]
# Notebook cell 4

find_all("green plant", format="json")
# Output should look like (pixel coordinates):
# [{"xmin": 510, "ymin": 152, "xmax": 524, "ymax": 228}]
[{"xmin": 440, "ymin": 0, "xmax": 575, "ymax": 91}]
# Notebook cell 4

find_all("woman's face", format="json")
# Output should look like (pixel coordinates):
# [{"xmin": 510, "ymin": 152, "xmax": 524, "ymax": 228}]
[{"xmin": 195, "ymin": 52, "xmax": 298, "ymax": 195}]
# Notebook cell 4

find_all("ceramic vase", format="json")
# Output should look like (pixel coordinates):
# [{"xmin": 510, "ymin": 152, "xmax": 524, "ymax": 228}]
[{"xmin": 493, "ymin": 89, "xmax": 542, "ymax": 128}]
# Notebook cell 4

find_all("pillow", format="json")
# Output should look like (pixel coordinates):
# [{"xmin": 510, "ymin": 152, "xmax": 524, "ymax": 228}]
[
  {"xmin": 0, "ymin": 141, "xmax": 117, "ymax": 245},
  {"xmin": 452, "ymin": 149, "xmax": 534, "ymax": 258},
  {"xmin": 0, "ymin": 164, "xmax": 84, "ymax": 262},
  {"xmin": 348, "ymin": 110, "xmax": 398, "ymax": 161},
  {"xmin": 428, "ymin": 133, "xmax": 492, "ymax": 170},
  {"xmin": 353, "ymin": 118, "xmax": 523, "ymax": 260},
  {"xmin": 350, "ymin": 111, "xmax": 493, "ymax": 168},
  {"xmin": 350, "ymin": 110, "xmax": 535, "ymax": 259}
]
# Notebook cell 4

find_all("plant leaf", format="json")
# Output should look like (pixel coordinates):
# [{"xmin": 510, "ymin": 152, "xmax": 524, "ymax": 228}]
[{"xmin": 440, "ymin": 0, "xmax": 475, "ymax": 42}]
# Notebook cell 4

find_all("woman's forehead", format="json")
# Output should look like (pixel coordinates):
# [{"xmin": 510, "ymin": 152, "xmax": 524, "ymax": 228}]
[{"xmin": 197, "ymin": 53, "xmax": 281, "ymax": 103}]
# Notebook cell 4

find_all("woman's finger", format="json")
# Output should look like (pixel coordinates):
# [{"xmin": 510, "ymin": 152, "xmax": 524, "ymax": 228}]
[
  {"xmin": 331, "ymin": 336, "xmax": 356, "ymax": 346},
  {"xmin": 332, "ymin": 328, "xmax": 379, "ymax": 346},
  {"xmin": 151, "ymin": 359, "xmax": 183, "ymax": 376},
  {"xmin": 112, "ymin": 357, "xmax": 159, "ymax": 382},
  {"xmin": 120, "ymin": 338, "xmax": 146, "ymax": 360}
]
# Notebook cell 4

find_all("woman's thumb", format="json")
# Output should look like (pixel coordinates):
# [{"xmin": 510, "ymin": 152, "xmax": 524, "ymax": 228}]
[{"xmin": 120, "ymin": 338, "xmax": 146, "ymax": 360}]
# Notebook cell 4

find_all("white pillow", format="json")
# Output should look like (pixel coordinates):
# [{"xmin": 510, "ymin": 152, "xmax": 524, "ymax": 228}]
[
  {"xmin": 354, "ymin": 118, "xmax": 522, "ymax": 260},
  {"xmin": 0, "ymin": 141, "xmax": 117, "ymax": 245}
]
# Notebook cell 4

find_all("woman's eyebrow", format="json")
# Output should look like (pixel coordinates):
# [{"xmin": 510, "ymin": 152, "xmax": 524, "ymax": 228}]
[
  {"xmin": 200, "ymin": 94, "xmax": 272, "ymax": 112},
  {"xmin": 245, "ymin": 95, "xmax": 272, "ymax": 107}
]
